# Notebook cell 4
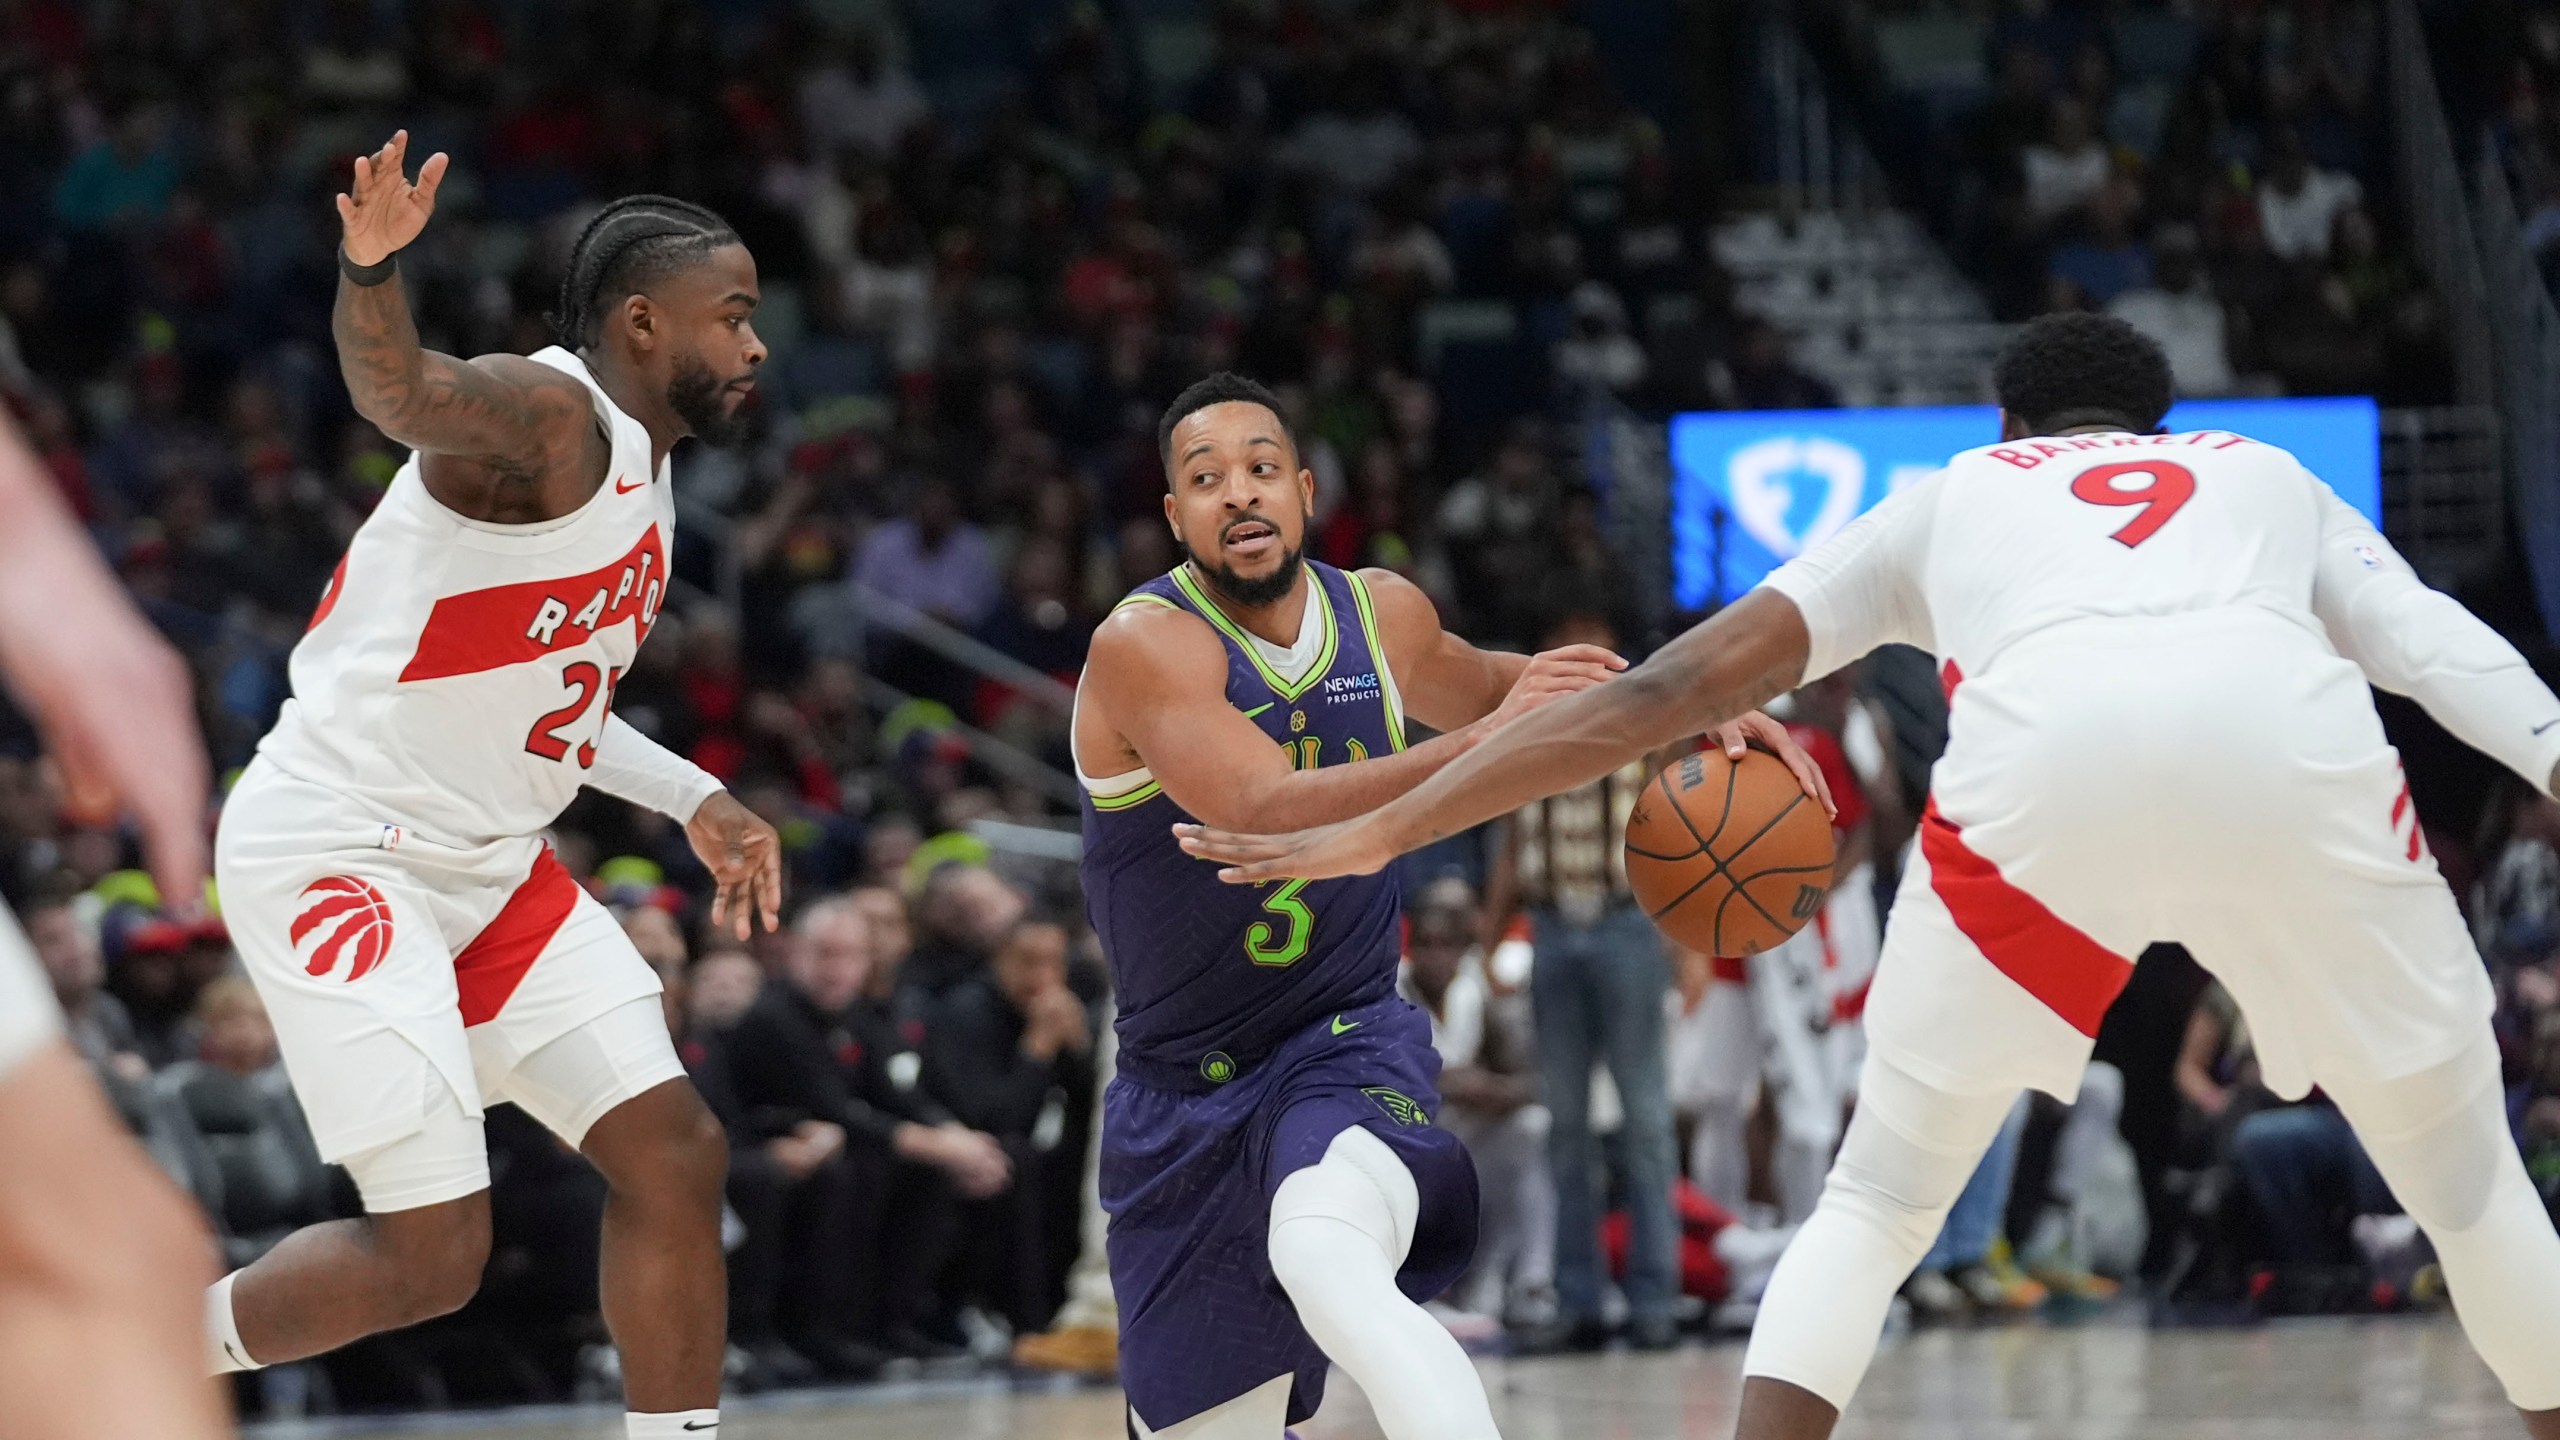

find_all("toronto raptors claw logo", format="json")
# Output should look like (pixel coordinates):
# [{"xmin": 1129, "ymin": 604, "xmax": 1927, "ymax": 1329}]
[{"xmin": 292, "ymin": 877, "xmax": 395, "ymax": 983}]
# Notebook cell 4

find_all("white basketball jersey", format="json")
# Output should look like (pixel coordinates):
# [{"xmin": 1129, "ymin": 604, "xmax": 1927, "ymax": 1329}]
[
  {"xmin": 1769, "ymin": 429, "xmax": 2339, "ymax": 686},
  {"xmin": 257, "ymin": 347, "xmax": 675, "ymax": 846}
]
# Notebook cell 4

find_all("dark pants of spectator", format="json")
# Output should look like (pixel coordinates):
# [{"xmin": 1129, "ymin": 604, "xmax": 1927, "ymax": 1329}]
[
  {"xmin": 951, "ymin": 1135, "xmax": 1053, "ymax": 1335},
  {"xmin": 1533, "ymin": 901, "xmax": 1679, "ymax": 1327},
  {"xmin": 2230, "ymin": 1104, "xmax": 2396, "ymax": 1265},
  {"xmin": 849, "ymin": 1146, "xmax": 962, "ymax": 1343},
  {"xmin": 726, "ymin": 1148, "xmax": 864, "ymax": 1351}
]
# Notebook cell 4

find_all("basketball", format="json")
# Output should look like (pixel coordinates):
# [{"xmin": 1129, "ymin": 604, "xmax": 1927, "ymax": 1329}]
[{"xmin": 1623, "ymin": 747, "xmax": 1837, "ymax": 957}]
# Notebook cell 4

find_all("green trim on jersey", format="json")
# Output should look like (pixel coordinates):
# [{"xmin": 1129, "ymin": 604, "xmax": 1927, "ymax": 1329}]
[
  {"xmin": 1168, "ymin": 565, "xmax": 1340, "ymax": 702},
  {"xmin": 1088, "ymin": 779, "xmax": 1165, "ymax": 812},
  {"xmin": 1341, "ymin": 571, "xmax": 1407, "ymax": 752}
]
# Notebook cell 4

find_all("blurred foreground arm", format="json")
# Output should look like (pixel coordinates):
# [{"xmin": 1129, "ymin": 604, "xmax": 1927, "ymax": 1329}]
[
  {"xmin": 0, "ymin": 1036, "xmax": 229, "ymax": 1438},
  {"xmin": 0, "ymin": 412, "xmax": 209, "ymax": 904}
]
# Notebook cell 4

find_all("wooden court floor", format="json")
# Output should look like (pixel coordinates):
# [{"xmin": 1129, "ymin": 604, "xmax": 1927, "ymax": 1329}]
[{"xmin": 250, "ymin": 1315, "xmax": 2520, "ymax": 1440}]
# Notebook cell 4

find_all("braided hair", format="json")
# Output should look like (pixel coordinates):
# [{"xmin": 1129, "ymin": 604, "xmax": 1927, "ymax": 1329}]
[{"xmin": 549, "ymin": 195, "xmax": 742, "ymax": 351}]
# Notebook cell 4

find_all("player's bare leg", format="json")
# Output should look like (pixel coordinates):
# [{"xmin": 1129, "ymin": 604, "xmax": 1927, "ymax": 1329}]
[
  {"xmin": 1733, "ymin": 1377, "xmax": 1839, "ymax": 1440},
  {"xmin": 580, "ymin": 1078, "xmax": 730, "ymax": 1413},
  {"xmin": 225, "ymin": 1194, "xmax": 492, "ymax": 1362},
  {"xmin": 0, "ymin": 1043, "xmax": 229, "ymax": 1439}
]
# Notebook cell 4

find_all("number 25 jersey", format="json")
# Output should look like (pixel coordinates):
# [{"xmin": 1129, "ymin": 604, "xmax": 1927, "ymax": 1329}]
[{"xmin": 257, "ymin": 346, "xmax": 673, "ymax": 846}]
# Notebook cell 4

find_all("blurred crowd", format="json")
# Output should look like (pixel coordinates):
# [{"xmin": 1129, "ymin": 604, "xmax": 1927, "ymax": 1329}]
[
  {"xmin": 1, "ymin": 0, "xmax": 2557, "ymax": 1422},
  {"xmin": 1816, "ymin": 0, "xmax": 2452, "ymax": 404}
]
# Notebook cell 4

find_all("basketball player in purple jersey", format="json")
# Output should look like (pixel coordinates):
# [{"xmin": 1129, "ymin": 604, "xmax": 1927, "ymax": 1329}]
[{"xmin": 1075, "ymin": 373, "xmax": 1824, "ymax": 1440}]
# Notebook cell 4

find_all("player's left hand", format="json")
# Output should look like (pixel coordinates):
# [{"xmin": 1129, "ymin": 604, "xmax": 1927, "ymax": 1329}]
[
  {"xmin": 1174, "ymin": 814, "xmax": 1398, "ymax": 885},
  {"xmin": 1706, "ymin": 710, "xmax": 1837, "ymax": 820},
  {"xmin": 688, "ymin": 790, "xmax": 782, "ymax": 940}
]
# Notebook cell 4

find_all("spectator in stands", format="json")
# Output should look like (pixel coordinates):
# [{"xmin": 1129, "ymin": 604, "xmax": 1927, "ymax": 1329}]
[
  {"xmin": 904, "ymin": 861, "xmax": 1027, "ymax": 998},
  {"xmin": 2256, "ymin": 128, "xmax": 2364, "ymax": 262},
  {"xmin": 1400, "ymin": 891, "xmax": 1554, "ymax": 1327},
  {"xmin": 798, "ymin": 27, "xmax": 928, "ymax": 161},
  {"xmin": 923, "ymin": 915, "xmax": 1095, "ymax": 1332},
  {"xmin": 24, "ymin": 890, "xmax": 144, "ymax": 1082},
  {"xmin": 1709, "ymin": 318, "xmax": 1840, "ymax": 412},
  {"xmin": 725, "ymin": 897, "xmax": 1010, "ymax": 1359},
  {"xmin": 2107, "ymin": 224, "xmax": 2243, "ymax": 396},
  {"xmin": 155, "ymin": 978, "xmax": 334, "ymax": 1269},
  {"xmin": 2021, "ymin": 97, "xmax": 2114, "ymax": 232},
  {"xmin": 1482, "ymin": 611, "xmax": 1681, "ymax": 1352},
  {"xmin": 2047, "ymin": 177, "xmax": 2152, "ymax": 308},
  {"xmin": 2229, "ymin": 1098, "xmax": 2398, "ymax": 1275}
]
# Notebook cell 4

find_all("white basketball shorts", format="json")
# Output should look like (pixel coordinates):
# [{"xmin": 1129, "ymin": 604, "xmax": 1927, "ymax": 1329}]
[
  {"xmin": 216, "ymin": 758, "xmax": 675, "ymax": 1206},
  {"xmin": 1865, "ymin": 610, "xmax": 2492, "ymax": 1105}
]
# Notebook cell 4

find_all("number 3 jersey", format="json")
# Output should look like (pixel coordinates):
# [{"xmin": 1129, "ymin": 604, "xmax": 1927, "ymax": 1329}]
[
  {"xmin": 1078, "ymin": 562, "xmax": 1409, "ymax": 1091},
  {"xmin": 257, "ymin": 346, "xmax": 674, "ymax": 847}
]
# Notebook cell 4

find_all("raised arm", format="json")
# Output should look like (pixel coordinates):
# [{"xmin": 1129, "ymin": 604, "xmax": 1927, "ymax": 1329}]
[
  {"xmin": 1180, "ymin": 590, "xmax": 1817, "ymax": 879},
  {"xmin": 1081, "ymin": 601, "xmax": 1614, "ymax": 834},
  {"xmin": 2308, "ymin": 483, "xmax": 2560, "ymax": 796},
  {"xmin": 333, "ymin": 131, "xmax": 599, "ymax": 511}
]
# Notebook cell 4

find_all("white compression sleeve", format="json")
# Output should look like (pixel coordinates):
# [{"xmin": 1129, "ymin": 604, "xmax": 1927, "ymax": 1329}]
[
  {"xmin": 1267, "ymin": 1127, "xmax": 1500, "ymax": 1440},
  {"xmin": 587, "ymin": 716, "xmax": 723, "ymax": 821},
  {"xmin": 2322, "ymin": 1037, "xmax": 2560, "ymax": 1411},
  {"xmin": 2309, "ymin": 485, "xmax": 2560, "ymax": 790},
  {"xmin": 1743, "ymin": 1054, "xmax": 2020, "ymax": 1409}
]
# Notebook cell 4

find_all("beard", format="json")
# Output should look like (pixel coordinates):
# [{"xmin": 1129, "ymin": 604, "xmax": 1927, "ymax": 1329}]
[
  {"xmin": 668, "ymin": 352, "xmax": 750, "ymax": 447},
  {"xmin": 1180, "ymin": 514, "xmax": 1306, "ymax": 609}
]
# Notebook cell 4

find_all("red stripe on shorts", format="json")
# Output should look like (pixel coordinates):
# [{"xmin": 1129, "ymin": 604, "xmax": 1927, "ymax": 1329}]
[
  {"xmin": 454, "ymin": 848, "xmax": 578, "ymax": 1026},
  {"xmin": 1919, "ymin": 800, "xmax": 2132, "ymax": 1037}
]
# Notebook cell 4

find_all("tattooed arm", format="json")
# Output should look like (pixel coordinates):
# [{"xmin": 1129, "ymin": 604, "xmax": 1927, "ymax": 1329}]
[{"xmin": 334, "ymin": 131, "xmax": 601, "ymax": 522}]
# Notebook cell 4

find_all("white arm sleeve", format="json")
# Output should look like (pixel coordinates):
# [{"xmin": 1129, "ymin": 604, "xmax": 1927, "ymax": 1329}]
[
  {"xmin": 588, "ymin": 715, "xmax": 725, "ymax": 822},
  {"xmin": 0, "ymin": 906, "xmax": 62, "ymax": 1080},
  {"xmin": 2309, "ymin": 481, "xmax": 2560, "ymax": 792},
  {"xmin": 1758, "ymin": 477, "xmax": 1940, "ymax": 683}
]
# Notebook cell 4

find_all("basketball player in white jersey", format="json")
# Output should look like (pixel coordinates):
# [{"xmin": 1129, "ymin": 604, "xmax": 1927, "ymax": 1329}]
[
  {"xmin": 1182, "ymin": 314, "xmax": 2560, "ymax": 1440},
  {"xmin": 206, "ymin": 132, "xmax": 782, "ymax": 1440},
  {"xmin": 0, "ymin": 409, "xmax": 228, "ymax": 1436}
]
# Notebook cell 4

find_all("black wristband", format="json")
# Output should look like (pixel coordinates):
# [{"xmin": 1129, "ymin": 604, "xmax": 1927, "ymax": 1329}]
[{"xmin": 337, "ymin": 245, "xmax": 399, "ymax": 286}]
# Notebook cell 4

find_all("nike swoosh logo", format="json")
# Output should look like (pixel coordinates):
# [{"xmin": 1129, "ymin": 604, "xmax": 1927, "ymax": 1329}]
[
  {"xmin": 613, "ymin": 473, "xmax": 646, "ymax": 494},
  {"xmin": 223, "ymin": 1340, "xmax": 249, "ymax": 1367},
  {"xmin": 2535, "ymin": 718, "xmax": 2560, "ymax": 736},
  {"xmin": 1331, "ymin": 1014, "xmax": 1361, "ymax": 1035},
  {"xmin": 1242, "ymin": 702, "xmax": 1276, "ymax": 719},
  {"xmin": 681, "ymin": 1424, "xmax": 717, "ymax": 1433}
]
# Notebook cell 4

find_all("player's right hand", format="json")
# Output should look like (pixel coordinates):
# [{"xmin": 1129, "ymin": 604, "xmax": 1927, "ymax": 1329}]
[
  {"xmin": 1488, "ymin": 643, "xmax": 1625, "ymax": 728},
  {"xmin": 337, "ymin": 130, "xmax": 448, "ymax": 267}
]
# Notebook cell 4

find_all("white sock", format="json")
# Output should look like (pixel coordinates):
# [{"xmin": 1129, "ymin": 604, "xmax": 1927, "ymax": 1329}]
[
  {"xmin": 207, "ymin": 1272, "xmax": 262, "ymax": 1375},
  {"xmin": 626, "ymin": 1411, "xmax": 719, "ymax": 1439}
]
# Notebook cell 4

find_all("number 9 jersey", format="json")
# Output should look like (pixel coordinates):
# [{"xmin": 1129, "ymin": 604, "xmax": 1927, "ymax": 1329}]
[
  {"xmin": 258, "ymin": 345, "xmax": 673, "ymax": 848},
  {"xmin": 1758, "ymin": 428, "xmax": 2560, "ymax": 1108}
]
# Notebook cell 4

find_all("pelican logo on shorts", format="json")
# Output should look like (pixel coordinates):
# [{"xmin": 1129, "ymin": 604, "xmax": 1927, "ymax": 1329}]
[
  {"xmin": 291, "ymin": 877, "xmax": 395, "ymax": 983},
  {"xmin": 1362, "ymin": 1087, "xmax": 1430, "ymax": 1128},
  {"xmin": 1201, "ymin": 1051, "xmax": 1238, "ymax": 1084}
]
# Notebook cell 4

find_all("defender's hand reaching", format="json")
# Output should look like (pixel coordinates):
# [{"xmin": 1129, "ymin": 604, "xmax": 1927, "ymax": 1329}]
[
  {"xmin": 1486, "ymin": 643, "xmax": 1625, "ymax": 728},
  {"xmin": 1175, "ymin": 814, "xmax": 1399, "ymax": 886},
  {"xmin": 337, "ymin": 129, "xmax": 448, "ymax": 267}
]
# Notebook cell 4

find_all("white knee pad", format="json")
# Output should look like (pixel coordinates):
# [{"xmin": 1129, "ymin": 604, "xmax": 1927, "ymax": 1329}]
[
  {"xmin": 2326, "ymin": 1037, "xmax": 2560, "ymax": 1410},
  {"xmin": 1270, "ymin": 1125, "xmax": 1417, "ymax": 1277},
  {"xmin": 1744, "ymin": 1057, "xmax": 2020, "ymax": 1409}
]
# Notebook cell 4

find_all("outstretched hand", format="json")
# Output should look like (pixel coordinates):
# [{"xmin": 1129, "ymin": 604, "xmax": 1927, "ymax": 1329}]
[
  {"xmin": 1174, "ymin": 814, "xmax": 1399, "ymax": 886},
  {"xmin": 687, "ymin": 790, "xmax": 783, "ymax": 941},
  {"xmin": 337, "ymin": 130, "xmax": 448, "ymax": 267}
]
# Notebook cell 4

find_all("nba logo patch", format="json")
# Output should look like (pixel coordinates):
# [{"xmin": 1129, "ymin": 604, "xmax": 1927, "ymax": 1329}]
[
  {"xmin": 291, "ymin": 876, "xmax": 396, "ymax": 983},
  {"xmin": 2353, "ymin": 544, "xmax": 2385, "ymax": 571}
]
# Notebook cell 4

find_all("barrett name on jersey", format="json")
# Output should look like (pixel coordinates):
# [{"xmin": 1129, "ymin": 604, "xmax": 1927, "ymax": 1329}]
[{"xmin": 259, "ymin": 347, "xmax": 676, "ymax": 845}]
